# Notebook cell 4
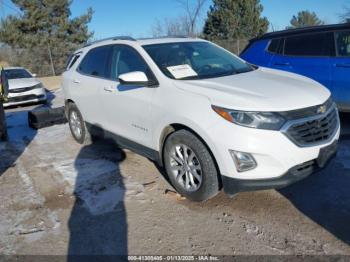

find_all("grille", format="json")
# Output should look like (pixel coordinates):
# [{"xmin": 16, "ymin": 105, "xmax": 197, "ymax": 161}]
[
  {"xmin": 9, "ymin": 85, "xmax": 39, "ymax": 94},
  {"xmin": 284, "ymin": 107, "xmax": 339, "ymax": 147}
]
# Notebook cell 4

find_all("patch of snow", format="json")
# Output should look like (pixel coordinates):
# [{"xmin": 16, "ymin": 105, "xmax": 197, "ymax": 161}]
[
  {"xmin": 35, "ymin": 124, "xmax": 69, "ymax": 145},
  {"xmin": 53, "ymin": 158, "xmax": 125, "ymax": 215},
  {"xmin": 16, "ymin": 160, "xmax": 44, "ymax": 205}
]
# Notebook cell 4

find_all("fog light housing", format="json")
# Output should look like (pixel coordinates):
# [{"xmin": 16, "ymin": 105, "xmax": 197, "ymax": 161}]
[{"xmin": 230, "ymin": 150, "xmax": 257, "ymax": 172}]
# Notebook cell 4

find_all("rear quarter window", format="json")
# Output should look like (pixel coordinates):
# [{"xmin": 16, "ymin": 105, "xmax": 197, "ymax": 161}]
[
  {"xmin": 335, "ymin": 30, "xmax": 350, "ymax": 57},
  {"xmin": 267, "ymin": 38, "xmax": 283, "ymax": 54},
  {"xmin": 65, "ymin": 53, "xmax": 81, "ymax": 71}
]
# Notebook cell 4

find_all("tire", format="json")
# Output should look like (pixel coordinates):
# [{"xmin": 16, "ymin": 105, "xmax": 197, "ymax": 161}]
[
  {"xmin": 163, "ymin": 129, "xmax": 220, "ymax": 202},
  {"xmin": 67, "ymin": 103, "xmax": 92, "ymax": 145}
]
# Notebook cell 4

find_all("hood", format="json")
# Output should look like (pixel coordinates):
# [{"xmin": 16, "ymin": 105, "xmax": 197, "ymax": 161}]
[
  {"xmin": 174, "ymin": 67, "xmax": 330, "ymax": 112},
  {"xmin": 8, "ymin": 78, "xmax": 41, "ymax": 90}
]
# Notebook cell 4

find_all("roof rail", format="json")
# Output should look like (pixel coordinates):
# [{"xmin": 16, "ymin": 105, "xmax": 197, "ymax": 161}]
[
  {"xmin": 84, "ymin": 36, "xmax": 136, "ymax": 47},
  {"xmin": 137, "ymin": 35, "xmax": 194, "ymax": 40}
]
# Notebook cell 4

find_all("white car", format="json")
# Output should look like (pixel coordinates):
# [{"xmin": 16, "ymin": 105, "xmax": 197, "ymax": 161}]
[
  {"xmin": 3, "ymin": 67, "xmax": 47, "ymax": 107},
  {"xmin": 62, "ymin": 36, "xmax": 340, "ymax": 201}
]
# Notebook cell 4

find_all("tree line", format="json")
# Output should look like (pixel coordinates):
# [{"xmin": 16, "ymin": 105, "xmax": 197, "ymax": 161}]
[{"xmin": 0, "ymin": 0, "xmax": 349, "ymax": 76}]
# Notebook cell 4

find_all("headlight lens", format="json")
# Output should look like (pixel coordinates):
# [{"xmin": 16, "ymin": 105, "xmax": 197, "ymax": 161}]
[
  {"xmin": 212, "ymin": 105, "xmax": 286, "ymax": 130},
  {"xmin": 33, "ymin": 83, "xmax": 43, "ymax": 89}
]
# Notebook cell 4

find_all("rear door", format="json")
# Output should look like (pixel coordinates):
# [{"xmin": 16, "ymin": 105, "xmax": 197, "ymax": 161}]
[
  {"xmin": 331, "ymin": 30, "xmax": 350, "ymax": 110},
  {"xmin": 270, "ymin": 32, "xmax": 334, "ymax": 92},
  {"xmin": 71, "ymin": 45, "xmax": 112, "ymax": 124}
]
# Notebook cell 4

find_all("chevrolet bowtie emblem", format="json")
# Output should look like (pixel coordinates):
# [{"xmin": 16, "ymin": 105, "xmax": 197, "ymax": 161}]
[{"xmin": 317, "ymin": 105, "xmax": 327, "ymax": 114}]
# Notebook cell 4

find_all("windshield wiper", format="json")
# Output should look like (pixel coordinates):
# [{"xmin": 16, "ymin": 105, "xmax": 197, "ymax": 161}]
[{"xmin": 178, "ymin": 75, "xmax": 200, "ymax": 80}]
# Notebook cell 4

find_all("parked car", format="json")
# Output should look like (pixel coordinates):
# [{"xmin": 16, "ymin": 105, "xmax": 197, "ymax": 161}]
[
  {"xmin": 2, "ymin": 67, "xmax": 47, "ymax": 107},
  {"xmin": 62, "ymin": 36, "xmax": 339, "ymax": 201},
  {"xmin": 241, "ymin": 23, "xmax": 350, "ymax": 112}
]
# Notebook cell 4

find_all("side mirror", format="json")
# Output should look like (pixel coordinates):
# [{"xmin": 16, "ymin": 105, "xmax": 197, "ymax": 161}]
[
  {"xmin": 118, "ymin": 71, "xmax": 154, "ymax": 87},
  {"xmin": 32, "ymin": 73, "xmax": 37, "ymax": 77}
]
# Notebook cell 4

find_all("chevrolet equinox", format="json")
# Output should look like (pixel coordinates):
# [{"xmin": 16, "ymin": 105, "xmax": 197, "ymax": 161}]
[{"xmin": 62, "ymin": 36, "xmax": 340, "ymax": 201}]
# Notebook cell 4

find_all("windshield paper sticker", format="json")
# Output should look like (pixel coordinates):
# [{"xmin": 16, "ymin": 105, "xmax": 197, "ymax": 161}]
[{"xmin": 167, "ymin": 64, "xmax": 198, "ymax": 79}]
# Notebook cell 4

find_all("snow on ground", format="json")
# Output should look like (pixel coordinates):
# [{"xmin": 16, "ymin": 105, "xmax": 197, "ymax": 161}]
[
  {"xmin": 4, "ymin": 89, "xmax": 147, "ymax": 216},
  {"xmin": 1, "ymin": 87, "xmax": 350, "ymax": 255}
]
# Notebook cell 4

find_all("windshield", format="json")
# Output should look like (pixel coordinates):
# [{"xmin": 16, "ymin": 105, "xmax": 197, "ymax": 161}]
[
  {"xmin": 143, "ymin": 41, "xmax": 254, "ymax": 80},
  {"xmin": 4, "ymin": 69, "xmax": 32, "ymax": 79}
]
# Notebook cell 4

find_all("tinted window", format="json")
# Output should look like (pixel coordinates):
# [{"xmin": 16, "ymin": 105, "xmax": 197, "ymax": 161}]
[
  {"xmin": 284, "ymin": 32, "xmax": 335, "ymax": 56},
  {"xmin": 336, "ymin": 31, "xmax": 350, "ymax": 57},
  {"xmin": 143, "ymin": 42, "xmax": 254, "ymax": 80},
  {"xmin": 4, "ymin": 69, "xmax": 32, "ymax": 79},
  {"xmin": 267, "ymin": 38, "xmax": 282, "ymax": 53},
  {"xmin": 66, "ymin": 54, "xmax": 81, "ymax": 70},
  {"xmin": 78, "ymin": 46, "xmax": 111, "ymax": 78},
  {"xmin": 111, "ymin": 46, "xmax": 153, "ymax": 80}
]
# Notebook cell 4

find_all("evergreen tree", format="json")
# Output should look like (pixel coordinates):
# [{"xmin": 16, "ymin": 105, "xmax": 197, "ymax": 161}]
[
  {"xmin": 287, "ymin": 10, "xmax": 324, "ymax": 29},
  {"xmin": 202, "ymin": 0, "xmax": 269, "ymax": 40},
  {"xmin": 0, "ymin": 0, "xmax": 93, "ymax": 76}
]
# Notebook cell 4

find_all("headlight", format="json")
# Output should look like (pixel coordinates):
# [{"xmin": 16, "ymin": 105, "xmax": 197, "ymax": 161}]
[
  {"xmin": 212, "ymin": 105, "xmax": 286, "ymax": 130},
  {"xmin": 33, "ymin": 83, "xmax": 44, "ymax": 89}
]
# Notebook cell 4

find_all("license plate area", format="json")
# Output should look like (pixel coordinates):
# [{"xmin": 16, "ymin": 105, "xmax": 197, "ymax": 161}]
[{"xmin": 317, "ymin": 140, "xmax": 338, "ymax": 168}]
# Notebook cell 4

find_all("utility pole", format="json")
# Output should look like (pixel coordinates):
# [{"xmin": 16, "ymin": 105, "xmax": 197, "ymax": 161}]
[{"xmin": 47, "ymin": 42, "xmax": 56, "ymax": 76}]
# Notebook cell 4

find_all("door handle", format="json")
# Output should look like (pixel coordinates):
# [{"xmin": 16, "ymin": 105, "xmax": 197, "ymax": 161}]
[
  {"xmin": 274, "ymin": 62, "xmax": 290, "ymax": 66},
  {"xmin": 73, "ymin": 79, "xmax": 80, "ymax": 84},
  {"xmin": 103, "ymin": 86, "xmax": 115, "ymax": 92},
  {"xmin": 335, "ymin": 63, "xmax": 350, "ymax": 68}
]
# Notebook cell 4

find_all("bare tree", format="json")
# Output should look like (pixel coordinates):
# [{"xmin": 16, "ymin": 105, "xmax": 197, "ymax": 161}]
[
  {"xmin": 151, "ymin": 0, "xmax": 207, "ymax": 37},
  {"xmin": 151, "ymin": 17, "xmax": 189, "ymax": 37},
  {"xmin": 340, "ymin": 5, "xmax": 350, "ymax": 23},
  {"xmin": 176, "ymin": 0, "xmax": 207, "ymax": 36}
]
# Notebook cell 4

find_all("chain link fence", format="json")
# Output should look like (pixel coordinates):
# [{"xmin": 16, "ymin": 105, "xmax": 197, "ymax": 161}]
[
  {"xmin": 211, "ymin": 39, "xmax": 250, "ymax": 55},
  {"xmin": 0, "ymin": 44, "xmax": 76, "ymax": 77}
]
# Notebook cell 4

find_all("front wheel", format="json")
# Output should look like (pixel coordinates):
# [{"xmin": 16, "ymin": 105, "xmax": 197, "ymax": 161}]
[
  {"xmin": 67, "ymin": 103, "xmax": 92, "ymax": 145},
  {"xmin": 163, "ymin": 130, "xmax": 220, "ymax": 202}
]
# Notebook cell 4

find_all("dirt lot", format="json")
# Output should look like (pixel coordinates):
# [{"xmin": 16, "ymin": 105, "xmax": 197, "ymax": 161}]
[{"xmin": 0, "ymin": 82, "xmax": 350, "ymax": 258}]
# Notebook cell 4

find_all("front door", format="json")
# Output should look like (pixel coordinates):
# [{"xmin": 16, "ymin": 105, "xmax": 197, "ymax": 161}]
[{"xmin": 101, "ymin": 45, "xmax": 157, "ymax": 149}]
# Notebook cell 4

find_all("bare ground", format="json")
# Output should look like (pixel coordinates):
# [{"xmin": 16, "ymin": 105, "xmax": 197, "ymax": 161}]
[{"xmin": 0, "ymin": 86, "xmax": 350, "ymax": 257}]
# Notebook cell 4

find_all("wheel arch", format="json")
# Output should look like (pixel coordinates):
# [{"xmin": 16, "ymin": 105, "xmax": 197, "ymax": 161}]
[
  {"xmin": 64, "ymin": 99, "xmax": 75, "ymax": 118},
  {"xmin": 159, "ymin": 123, "xmax": 223, "ymax": 188}
]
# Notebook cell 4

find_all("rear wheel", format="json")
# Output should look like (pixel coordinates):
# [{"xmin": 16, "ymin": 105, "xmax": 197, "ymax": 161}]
[
  {"xmin": 163, "ymin": 129, "xmax": 219, "ymax": 201},
  {"xmin": 67, "ymin": 103, "xmax": 92, "ymax": 145}
]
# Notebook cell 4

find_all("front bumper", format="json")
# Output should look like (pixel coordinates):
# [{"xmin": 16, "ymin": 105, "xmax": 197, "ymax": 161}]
[
  {"xmin": 204, "ymin": 104, "xmax": 340, "ymax": 185},
  {"xmin": 4, "ymin": 88, "xmax": 47, "ymax": 107},
  {"xmin": 221, "ymin": 140, "xmax": 338, "ymax": 195}
]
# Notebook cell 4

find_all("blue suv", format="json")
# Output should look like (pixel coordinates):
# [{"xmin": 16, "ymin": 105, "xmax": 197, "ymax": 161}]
[{"xmin": 241, "ymin": 23, "xmax": 350, "ymax": 112}]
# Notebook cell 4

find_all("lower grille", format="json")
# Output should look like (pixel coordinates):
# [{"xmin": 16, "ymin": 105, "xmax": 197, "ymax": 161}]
[
  {"xmin": 7, "ymin": 94, "xmax": 44, "ymax": 103},
  {"xmin": 283, "ymin": 107, "xmax": 339, "ymax": 147},
  {"xmin": 290, "ymin": 161, "xmax": 315, "ymax": 176}
]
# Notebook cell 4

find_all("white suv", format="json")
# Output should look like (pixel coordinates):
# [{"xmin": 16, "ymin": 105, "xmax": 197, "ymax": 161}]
[{"xmin": 62, "ymin": 36, "xmax": 340, "ymax": 201}]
